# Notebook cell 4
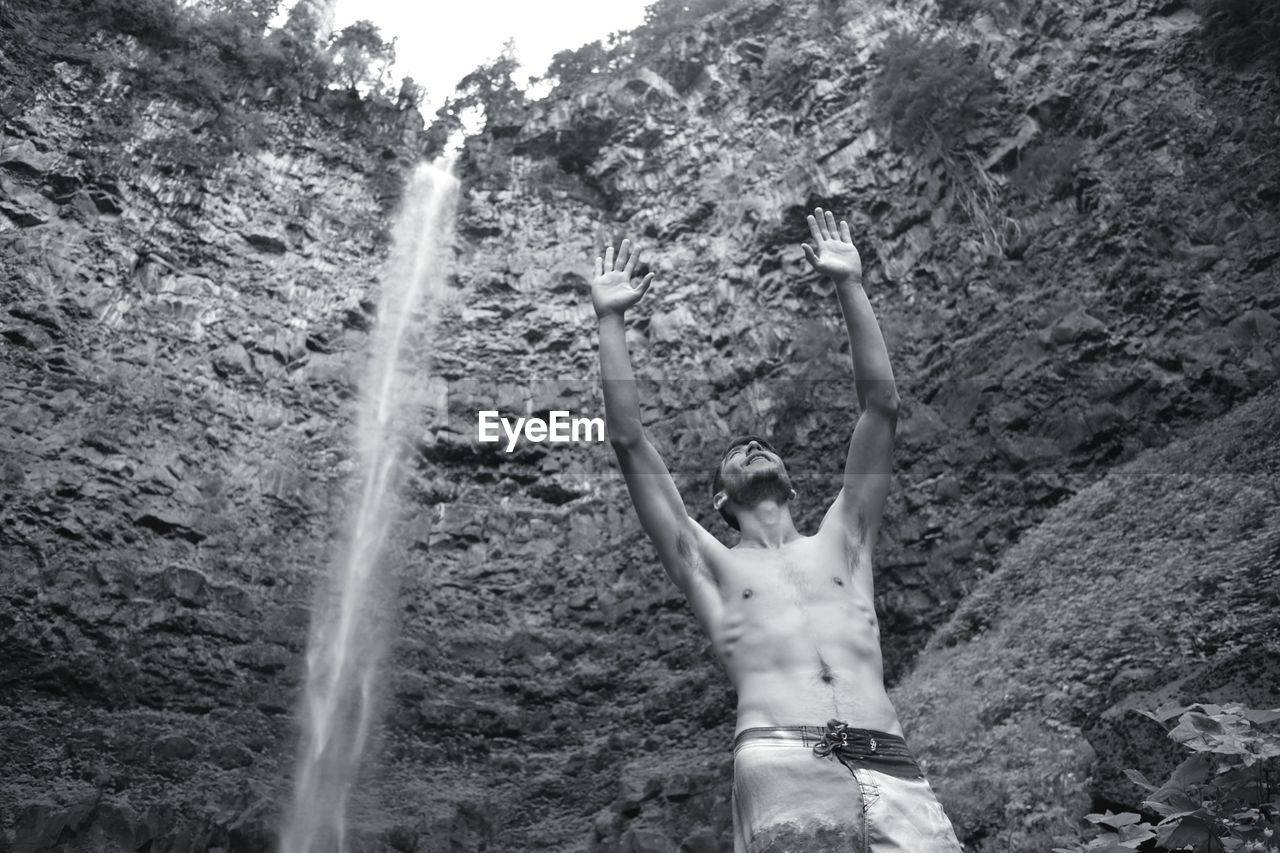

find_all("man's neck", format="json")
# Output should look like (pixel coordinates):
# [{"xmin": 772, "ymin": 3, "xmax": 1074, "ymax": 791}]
[{"xmin": 735, "ymin": 499, "xmax": 800, "ymax": 548}]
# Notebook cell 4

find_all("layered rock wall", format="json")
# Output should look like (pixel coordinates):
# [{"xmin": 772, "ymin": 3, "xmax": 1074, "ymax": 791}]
[{"xmin": 1, "ymin": 0, "xmax": 1277, "ymax": 850}]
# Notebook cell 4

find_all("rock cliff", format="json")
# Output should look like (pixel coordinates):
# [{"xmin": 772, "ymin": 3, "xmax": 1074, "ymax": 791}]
[{"xmin": 1, "ymin": 0, "xmax": 1277, "ymax": 851}]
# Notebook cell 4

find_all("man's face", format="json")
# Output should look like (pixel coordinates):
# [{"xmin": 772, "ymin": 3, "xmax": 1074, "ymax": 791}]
[{"xmin": 718, "ymin": 439, "xmax": 793, "ymax": 507}]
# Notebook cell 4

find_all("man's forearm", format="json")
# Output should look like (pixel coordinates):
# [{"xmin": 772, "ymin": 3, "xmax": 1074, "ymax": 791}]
[
  {"xmin": 598, "ymin": 313, "xmax": 645, "ymax": 445},
  {"xmin": 833, "ymin": 274, "xmax": 899, "ymax": 413}
]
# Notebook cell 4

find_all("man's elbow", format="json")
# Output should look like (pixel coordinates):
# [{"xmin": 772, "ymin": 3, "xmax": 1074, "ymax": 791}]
[
  {"xmin": 867, "ymin": 392, "xmax": 900, "ymax": 420},
  {"xmin": 608, "ymin": 429, "xmax": 644, "ymax": 451}
]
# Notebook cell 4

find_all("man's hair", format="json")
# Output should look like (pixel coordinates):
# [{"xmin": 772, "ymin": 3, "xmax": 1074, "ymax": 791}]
[{"xmin": 711, "ymin": 434, "xmax": 780, "ymax": 531}]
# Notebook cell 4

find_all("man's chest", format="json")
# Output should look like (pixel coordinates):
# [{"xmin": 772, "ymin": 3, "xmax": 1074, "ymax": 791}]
[
  {"xmin": 703, "ymin": 536, "xmax": 882, "ymax": 658},
  {"xmin": 707, "ymin": 535, "xmax": 871, "ymax": 607}
]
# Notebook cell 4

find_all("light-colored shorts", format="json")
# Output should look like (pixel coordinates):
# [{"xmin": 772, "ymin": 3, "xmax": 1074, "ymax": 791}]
[{"xmin": 731, "ymin": 721, "xmax": 964, "ymax": 853}]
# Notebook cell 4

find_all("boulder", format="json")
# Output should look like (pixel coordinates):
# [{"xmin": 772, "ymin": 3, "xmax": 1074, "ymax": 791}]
[
  {"xmin": 164, "ymin": 567, "xmax": 210, "ymax": 607},
  {"xmin": 1042, "ymin": 308, "xmax": 1107, "ymax": 346},
  {"xmin": 153, "ymin": 734, "xmax": 199, "ymax": 761},
  {"xmin": 0, "ymin": 198, "xmax": 48, "ymax": 227},
  {"xmin": 0, "ymin": 140, "xmax": 56, "ymax": 177}
]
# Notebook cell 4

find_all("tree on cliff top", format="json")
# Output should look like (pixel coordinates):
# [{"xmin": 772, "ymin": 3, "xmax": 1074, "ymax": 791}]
[
  {"xmin": 282, "ymin": 0, "xmax": 335, "ymax": 45},
  {"xmin": 426, "ymin": 37, "xmax": 527, "ymax": 153},
  {"xmin": 633, "ymin": 0, "xmax": 734, "ymax": 50},
  {"xmin": 545, "ymin": 40, "xmax": 614, "ymax": 89},
  {"xmin": 204, "ymin": 0, "xmax": 281, "ymax": 30},
  {"xmin": 455, "ymin": 38, "xmax": 527, "ymax": 124},
  {"xmin": 328, "ymin": 20, "xmax": 396, "ymax": 95},
  {"xmin": 641, "ymin": 0, "xmax": 734, "ymax": 28}
]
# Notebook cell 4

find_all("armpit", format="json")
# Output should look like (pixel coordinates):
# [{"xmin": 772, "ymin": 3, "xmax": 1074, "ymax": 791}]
[{"xmin": 677, "ymin": 528, "xmax": 718, "ymax": 586}]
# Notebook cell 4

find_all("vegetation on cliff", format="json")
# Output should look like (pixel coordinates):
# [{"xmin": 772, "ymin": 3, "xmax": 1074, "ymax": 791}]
[
  {"xmin": 892, "ymin": 384, "xmax": 1280, "ymax": 852},
  {"xmin": 0, "ymin": 0, "xmax": 418, "ymax": 172}
]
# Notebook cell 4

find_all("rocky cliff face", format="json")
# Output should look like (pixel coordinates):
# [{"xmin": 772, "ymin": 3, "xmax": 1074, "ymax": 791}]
[
  {"xmin": 2, "ymin": 0, "xmax": 1277, "ymax": 851},
  {"xmin": 1, "ymin": 15, "xmax": 432, "ymax": 848}
]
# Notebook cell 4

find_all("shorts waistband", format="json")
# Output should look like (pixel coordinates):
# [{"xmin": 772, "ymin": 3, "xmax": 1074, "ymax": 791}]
[{"xmin": 733, "ymin": 722, "xmax": 914, "ymax": 761}]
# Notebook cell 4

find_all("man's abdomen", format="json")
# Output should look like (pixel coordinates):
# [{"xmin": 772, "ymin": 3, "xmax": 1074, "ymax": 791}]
[
  {"xmin": 731, "ymin": 664, "xmax": 903, "ymax": 737},
  {"xmin": 718, "ymin": 596, "xmax": 903, "ymax": 737}
]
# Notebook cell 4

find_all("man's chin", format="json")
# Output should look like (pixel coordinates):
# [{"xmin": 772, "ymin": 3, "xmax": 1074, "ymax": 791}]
[
  {"xmin": 728, "ymin": 470, "xmax": 792, "ymax": 505},
  {"xmin": 745, "ymin": 466, "xmax": 788, "ymax": 486}
]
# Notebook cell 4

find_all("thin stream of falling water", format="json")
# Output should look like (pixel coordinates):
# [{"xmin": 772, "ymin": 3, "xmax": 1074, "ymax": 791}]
[{"xmin": 280, "ymin": 159, "xmax": 458, "ymax": 853}]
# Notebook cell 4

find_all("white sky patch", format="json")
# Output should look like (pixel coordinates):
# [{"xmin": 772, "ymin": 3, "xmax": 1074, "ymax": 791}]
[{"xmin": 330, "ymin": 0, "xmax": 653, "ymax": 118}]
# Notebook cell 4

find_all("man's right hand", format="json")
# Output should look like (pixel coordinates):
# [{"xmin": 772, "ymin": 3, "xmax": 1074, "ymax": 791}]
[{"xmin": 592, "ymin": 237, "xmax": 654, "ymax": 319}]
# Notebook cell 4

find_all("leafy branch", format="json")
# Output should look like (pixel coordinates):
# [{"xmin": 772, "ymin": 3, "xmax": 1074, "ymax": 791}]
[{"xmin": 1054, "ymin": 704, "xmax": 1280, "ymax": 853}]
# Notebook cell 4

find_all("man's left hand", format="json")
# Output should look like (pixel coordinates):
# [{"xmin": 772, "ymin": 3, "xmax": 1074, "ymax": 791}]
[{"xmin": 802, "ymin": 207, "xmax": 862, "ymax": 283}]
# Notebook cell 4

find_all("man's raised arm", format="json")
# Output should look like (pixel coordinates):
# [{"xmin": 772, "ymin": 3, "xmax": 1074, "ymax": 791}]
[
  {"xmin": 802, "ymin": 208, "xmax": 901, "ymax": 544},
  {"xmin": 593, "ymin": 237, "xmax": 715, "ymax": 598}
]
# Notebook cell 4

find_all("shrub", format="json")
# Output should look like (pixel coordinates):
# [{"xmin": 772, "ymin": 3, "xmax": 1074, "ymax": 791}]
[
  {"xmin": 396, "ymin": 76, "xmax": 426, "ymax": 110},
  {"xmin": 1052, "ymin": 703, "xmax": 1280, "ymax": 853},
  {"xmin": 869, "ymin": 28, "xmax": 1000, "ymax": 154},
  {"xmin": 423, "ymin": 99, "xmax": 465, "ymax": 160},
  {"xmin": 641, "ymin": 0, "xmax": 734, "ymax": 30},
  {"xmin": 546, "ymin": 40, "xmax": 619, "ymax": 89},
  {"xmin": 1193, "ymin": 0, "xmax": 1280, "ymax": 76},
  {"xmin": 78, "ymin": 0, "xmax": 184, "ymax": 48},
  {"xmin": 205, "ymin": 0, "xmax": 279, "ymax": 29},
  {"xmin": 629, "ymin": 0, "xmax": 734, "ymax": 56},
  {"xmin": 755, "ymin": 38, "xmax": 828, "ymax": 104}
]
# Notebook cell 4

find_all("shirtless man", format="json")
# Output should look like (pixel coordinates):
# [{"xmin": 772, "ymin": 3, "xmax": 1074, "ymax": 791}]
[{"xmin": 592, "ymin": 208, "xmax": 964, "ymax": 852}]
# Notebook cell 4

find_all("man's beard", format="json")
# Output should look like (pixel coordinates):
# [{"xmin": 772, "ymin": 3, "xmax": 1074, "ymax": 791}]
[{"xmin": 725, "ymin": 467, "xmax": 793, "ymax": 510}]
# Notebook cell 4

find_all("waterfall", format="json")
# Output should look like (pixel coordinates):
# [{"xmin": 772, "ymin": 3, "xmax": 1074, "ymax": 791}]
[{"xmin": 280, "ymin": 159, "xmax": 458, "ymax": 853}]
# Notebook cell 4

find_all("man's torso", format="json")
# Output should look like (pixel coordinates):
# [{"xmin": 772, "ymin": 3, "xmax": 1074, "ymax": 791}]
[{"xmin": 690, "ymin": 523, "xmax": 903, "ymax": 738}]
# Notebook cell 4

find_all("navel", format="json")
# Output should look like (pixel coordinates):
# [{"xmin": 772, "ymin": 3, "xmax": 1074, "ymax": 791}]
[
  {"xmin": 832, "ymin": 576, "xmax": 844, "ymax": 586},
  {"xmin": 817, "ymin": 654, "xmax": 835, "ymax": 684}
]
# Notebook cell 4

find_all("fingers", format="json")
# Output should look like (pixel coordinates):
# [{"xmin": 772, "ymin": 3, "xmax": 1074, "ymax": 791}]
[
  {"xmin": 807, "ymin": 214, "xmax": 823, "ymax": 245},
  {"xmin": 801, "ymin": 243, "xmax": 817, "ymax": 267},
  {"xmin": 595, "ymin": 233, "xmax": 649, "ymax": 277},
  {"xmin": 812, "ymin": 207, "xmax": 855, "ymax": 244},
  {"xmin": 634, "ymin": 272, "xmax": 654, "ymax": 296}
]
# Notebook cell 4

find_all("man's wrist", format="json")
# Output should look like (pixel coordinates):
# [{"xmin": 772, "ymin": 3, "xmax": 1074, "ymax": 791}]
[
  {"xmin": 597, "ymin": 310, "xmax": 626, "ymax": 328},
  {"xmin": 831, "ymin": 272, "xmax": 863, "ymax": 289}
]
